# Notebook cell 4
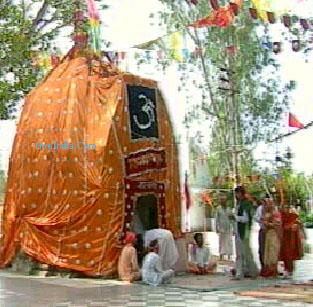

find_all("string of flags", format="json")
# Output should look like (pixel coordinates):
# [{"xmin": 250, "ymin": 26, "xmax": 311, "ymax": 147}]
[
  {"xmin": 31, "ymin": 32, "xmax": 312, "ymax": 72},
  {"xmin": 129, "ymin": 0, "xmax": 312, "ymax": 61},
  {"xmin": 212, "ymin": 174, "xmax": 261, "ymax": 185},
  {"xmin": 86, "ymin": 0, "xmax": 101, "ymax": 54},
  {"xmin": 31, "ymin": 0, "xmax": 313, "ymax": 70},
  {"xmin": 188, "ymin": 0, "xmax": 312, "ymax": 30}
]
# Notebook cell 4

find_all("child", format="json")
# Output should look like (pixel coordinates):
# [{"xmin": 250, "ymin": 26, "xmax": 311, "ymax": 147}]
[{"xmin": 142, "ymin": 239, "xmax": 174, "ymax": 286}]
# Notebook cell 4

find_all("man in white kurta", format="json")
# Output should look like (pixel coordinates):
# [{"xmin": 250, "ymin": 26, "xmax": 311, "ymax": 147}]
[
  {"xmin": 216, "ymin": 192, "xmax": 233, "ymax": 260},
  {"xmin": 142, "ymin": 240, "xmax": 174, "ymax": 286},
  {"xmin": 188, "ymin": 233, "xmax": 217, "ymax": 274}
]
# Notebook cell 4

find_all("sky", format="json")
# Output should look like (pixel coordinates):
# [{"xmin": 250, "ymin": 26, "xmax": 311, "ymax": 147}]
[
  {"xmin": 99, "ymin": 0, "xmax": 313, "ymax": 174},
  {"xmin": 1, "ymin": 0, "xmax": 313, "ymax": 175}
]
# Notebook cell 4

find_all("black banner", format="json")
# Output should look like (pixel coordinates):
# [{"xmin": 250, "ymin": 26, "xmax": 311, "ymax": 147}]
[{"xmin": 127, "ymin": 85, "xmax": 159, "ymax": 140}]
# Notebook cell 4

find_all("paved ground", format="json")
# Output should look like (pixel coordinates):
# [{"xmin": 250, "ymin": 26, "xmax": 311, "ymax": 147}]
[{"xmin": 0, "ymin": 273, "xmax": 312, "ymax": 307}]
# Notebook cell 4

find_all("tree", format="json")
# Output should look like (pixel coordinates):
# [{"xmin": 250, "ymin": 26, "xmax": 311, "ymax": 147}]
[
  {"xmin": 151, "ymin": 0, "xmax": 297, "ymax": 182},
  {"xmin": 0, "ymin": 0, "xmax": 108, "ymax": 119}
]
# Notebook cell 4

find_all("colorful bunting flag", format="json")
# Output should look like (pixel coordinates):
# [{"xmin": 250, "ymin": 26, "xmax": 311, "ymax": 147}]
[
  {"xmin": 251, "ymin": 0, "xmax": 270, "ymax": 21},
  {"xmin": 169, "ymin": 32, "xmax": 184, "ymax": 62},
  {"xmin": 288, "ymin": 113, "xmax": 304, "ymax": 129},
  {"xmin": 292, "ymin": 40, "xmax": 301, "ymax": 52},
  {"xmin": 267, "ymin": 11, "xmax": 276, "ymax": 24},
  {"xmin": 273, "ymin": 42, "xmax": 281, "ymax": 54},
  {"xmin": 184, "ymin": 172, "xmax": 192, "ymax": 210},
  {"xmin": 282, "ymin": 15, "xmax": 291, "ymax": 27},
  {"xmin": 229, "ymin": 2, "xmax": 239, "ymax": 16},
  {"xmin": 74, "ymin": 10, "xmax": 84, "ymax": 21},
  {"xmin": 51, "ymin": 55, "xmax": 60, "ymax": 68},
  {"xmin": 190, "ymin": 0, "xmax": 243, "ymax": 28},
  {"xmin": 249, "ymin": 8, "xmax": 258, "ymax": 19},
  {"xmin": 261, "ymin": 41, "xmax": 272, "ymax": 50},
  {"xmin": 209, "ymin": 0, "xmax": 220, "ymax": 10},
  {"xmin": 300, "ymin": 18, "xmax": 309, "ymax": 30},
  {"xmin": 86, "ymin": 0, "xmax": 101, "ymax": 54},
  {"xmin": 226, "ymin": 45, "xmax": 237, "ymax": 55}
]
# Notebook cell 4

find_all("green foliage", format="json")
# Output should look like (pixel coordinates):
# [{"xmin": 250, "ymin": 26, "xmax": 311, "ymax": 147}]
[
  {"xmin": 277, "ymin": 168, "xmax": 310, "ymax": 209},
  {"xmin": 153, "ymin": 0, "xmax": 296, "ymax": 178},
  {"xmin": 0, "ymin": 0, "xmax": 96, "ymax": 118}
]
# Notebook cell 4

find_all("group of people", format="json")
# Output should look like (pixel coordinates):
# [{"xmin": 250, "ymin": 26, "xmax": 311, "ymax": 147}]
[
  {"xmin": 215, "ymin": 186, "xmax": 304, "ymax": 279},
  {"xmin": 255, "ymin": 194, "xmax": 304, "ymax": 278},
  {"xmin": 118, "ymin": 229, "xmax": 177, "ymax": 286},
  {"xmin": 117, "ymin": 185, "xmax": 305, "ymax": 285}
]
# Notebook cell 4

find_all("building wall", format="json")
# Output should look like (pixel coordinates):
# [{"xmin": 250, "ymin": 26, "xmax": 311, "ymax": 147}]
[{"xmin": 0, "ymin": 120, "xmax": 16, "ymax": 173}]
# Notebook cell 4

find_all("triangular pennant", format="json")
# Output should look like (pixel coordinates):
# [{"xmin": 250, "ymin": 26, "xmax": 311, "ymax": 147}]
[
  {"xmin": 229, "ymin": 2, "xmax": 239, "ymax": 16},
  {"xmin": 209, "ymin": 0, "xmax": 220, "ymax": 10},
  {"xmin": 273, "ymin": 42, "xmax": 281, "ymax": 54},
  {"xmin": 249, "ymin": 8, "xmax": 258, "ymax": 19},
  {"xmin": 226, "ymin": 45, "xmax": 237, "ymax": 55},
  {"xmin": 74, "ymin": 10, "xmax": 84, "ymax": 21},
  {"xmin": 300, "ymin": 18, "xmax": 309, "ymax": 30},
  {"xmin": 169, "ymin": 32, "xmax": 184, "ymax": 62},
  {"xmin": 289, "ymin": 113, "xmax": 304, "ymax": 129},
  {"xmin": 267, "ymin": 11, "xmax": 275, "ymax": 24},
  {"xmin": 261, "ymin": 41, "xmax": 272, "ymax": 50},
  {"xmin": 157, "ymin": 50, "xmax": 164, "ymax": 59},
  {"xmin": 282, "ymin": 15, "xmax": 291, "ymax": 28},
  {"xmin": 134, "ymin": 38, "xmax": 160, "ymax": 50},
  {"xmin": 292, "ymin": 40, "xmax": 300, "ymax": 52}
]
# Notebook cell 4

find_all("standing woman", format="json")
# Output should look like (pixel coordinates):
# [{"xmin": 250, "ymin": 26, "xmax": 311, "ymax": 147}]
[
  {"xmin": 260, "ymin": 199, "xmax": 281, "ymax": 277},
  {"xmin": 280, "ymin": 206, "xmax": 303, "ymax": 277}
]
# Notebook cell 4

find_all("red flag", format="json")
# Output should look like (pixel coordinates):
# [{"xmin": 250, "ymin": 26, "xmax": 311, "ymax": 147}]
[
  {"xmin": 190, "ymin": 7, "xmax": 233, "ymax": 28},
  {"xmin": 190, "ymin": 0, "xmax": 242, "ymax": 28},
  {"xmin": 184, "ymin": 172, "xmax": 191, "ymax": 210},
  {"xmin": 289, "ymin": 113, "xmax": 304, "ymax": 129}
]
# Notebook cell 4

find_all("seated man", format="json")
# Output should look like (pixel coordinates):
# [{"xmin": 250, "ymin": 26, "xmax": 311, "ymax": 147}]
[
  {"xmin": 142, "ymin": 239, "xmax": 174, "ymax": 286},
  {"xmin": 188, "ymin": 233, "xmax": 217, "ymax": 275},
  {"xmin": 118, "ymin": 232, "xmax": 141, "ymax": 282}
]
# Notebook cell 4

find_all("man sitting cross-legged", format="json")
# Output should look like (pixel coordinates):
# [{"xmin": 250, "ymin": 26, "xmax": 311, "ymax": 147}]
[{"xmin": 188, "ymin": 233, "xmax": 217, "ymax": 275}]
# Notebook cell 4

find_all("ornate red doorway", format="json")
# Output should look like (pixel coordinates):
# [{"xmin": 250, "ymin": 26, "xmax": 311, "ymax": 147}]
[{"xmin": 123, "ymin": 179, "xmax": 166, "ymax": 234}]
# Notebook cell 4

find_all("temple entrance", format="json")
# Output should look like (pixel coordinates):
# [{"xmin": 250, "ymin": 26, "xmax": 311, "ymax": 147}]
[{"xmin": 133, "ymin": 194, "xmax": 158, "ymax": 233}]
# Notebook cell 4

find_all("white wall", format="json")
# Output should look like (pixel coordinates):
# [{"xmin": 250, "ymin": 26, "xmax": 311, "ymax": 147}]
[{"xmin": 0, "ymin": 120, "xmax": 16, "ymax": 173}]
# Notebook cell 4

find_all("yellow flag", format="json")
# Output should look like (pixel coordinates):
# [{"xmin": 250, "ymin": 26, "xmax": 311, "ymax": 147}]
[
  {"xmin": 169, "ymin": 32, "xmax": 183, "ymax": 62},
  {"xmin": 251, "ymin": 0, "xmax": 271, "ymax": 21},
  {"xmin": 251, "ymin": 0, "xmax": 292, "ymax": 20}
]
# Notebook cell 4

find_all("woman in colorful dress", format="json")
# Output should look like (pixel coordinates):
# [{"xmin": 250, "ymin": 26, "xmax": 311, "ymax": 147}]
[
  {"xmin": 280, "ymin": 206, "xmax": 303, "ymax": 277},
  {"xmin": 260, "ymin": 199, "xmax": 281, "ymax": 277}
]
